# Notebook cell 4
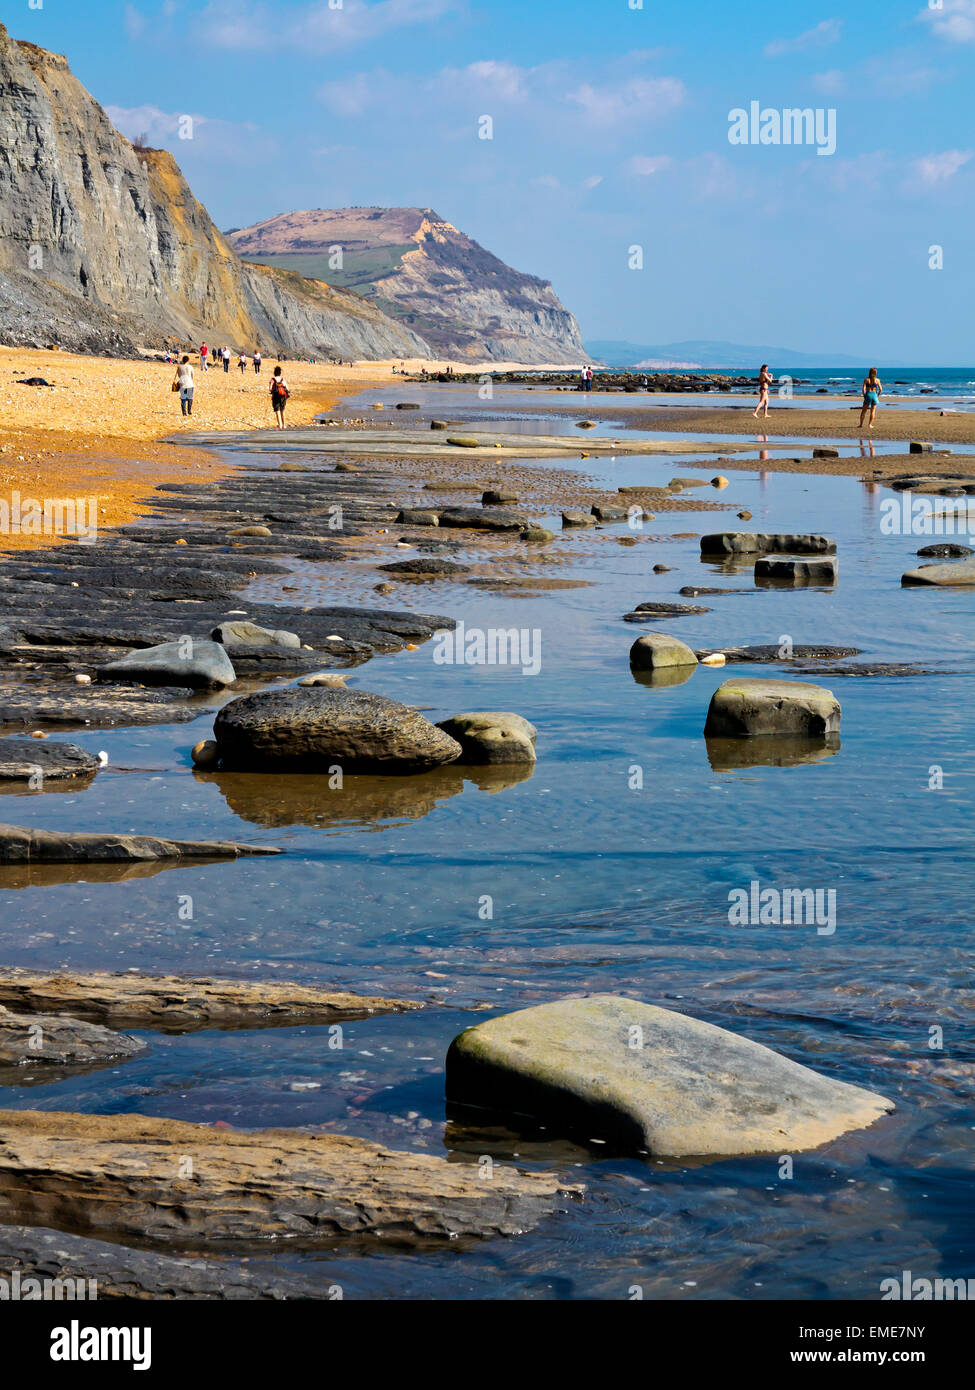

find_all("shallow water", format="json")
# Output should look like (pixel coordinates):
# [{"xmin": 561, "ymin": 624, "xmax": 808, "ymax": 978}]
[{"xmin": 1, "ymin": 386, "xmax": 972, "ymax": 1299}]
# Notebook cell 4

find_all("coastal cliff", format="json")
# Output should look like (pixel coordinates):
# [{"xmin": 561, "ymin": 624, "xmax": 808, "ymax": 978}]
[
  {"xmin": 229, "ymin": 207, "xmax": 588, "ymax": 365},
  {"xmin": 0, "ymin": 25, "xmax": 428, "ymax": 359}
]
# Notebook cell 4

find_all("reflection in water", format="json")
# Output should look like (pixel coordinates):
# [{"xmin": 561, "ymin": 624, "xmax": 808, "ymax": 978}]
[
  {"xmin": 754, "ymin": 573, "xmax": 836, "ymax": 590},
  {"xmin": 197, "ymin": 762, "xmax": 534, "ymax": 829},
  {"xmin": 0, "ymin": 858, "xmax": 244, "ymax": 890},
  {"xmin": 705, "ymin": 735, "xmax": 841, "ymax": 770},
  {"xmin": 630, "ymin": 663, "xmax": 698, "ymax": 690},
  {"xmin": 0, "ymin": 776, "xmax": 96, "ymax": 797}
]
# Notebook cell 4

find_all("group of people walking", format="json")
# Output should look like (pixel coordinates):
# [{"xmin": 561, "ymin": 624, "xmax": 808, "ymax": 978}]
[
  {"xmin": 198, "ymin": 343, "xmax": 263, "ymax": 374},
  {"xmin": 753, "ymin": 363, "xmax": 883, "ymax": 430},
  {"xmin": 171, "ymin": 344, "xmax": 290, "ymax": 425}
]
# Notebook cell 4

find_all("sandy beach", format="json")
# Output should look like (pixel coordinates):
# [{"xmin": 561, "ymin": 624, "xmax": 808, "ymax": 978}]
[
  {"xmin": 0, "ymin": 348, "xmax": 558, "ymax": 549},
  {"xmin": 7, "ymin": 349, "xmax": 975, "ymax": 555}
]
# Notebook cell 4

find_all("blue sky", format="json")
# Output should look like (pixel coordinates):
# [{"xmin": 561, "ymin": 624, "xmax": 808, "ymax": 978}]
[{"xmin": 10, "ymin": 0, "xmax": 975, "ymax": 360}]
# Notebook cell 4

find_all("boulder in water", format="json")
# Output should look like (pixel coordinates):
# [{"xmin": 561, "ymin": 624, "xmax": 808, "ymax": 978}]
[
  {"xmin": 446, "ymin": 996, "xmax": 893, "ymax": 1156},
  {"xmin": 0, "ymin": 739, "xmax": 100, "ymax": 783},
  {"xmin": 436, "ymin": 712, "xmax": 537, "ymax": 764},
  {"xmin": 213, "ymin": 686, "xmax": 462, "ymax": 773},
  {"xmin": 629, "ymin": 632, "xmax": 699, "ymax": 671},
  {"xmin": 902, "ymin": 559, "xmax": 975, "ymax": 586},
  {"xmin": 755, "ymin": 556, "xmax": 837, "ymax": 585},
  {"xmin": 700, "ymin": 533, "xmax": 835, "ymax": 556},
  {"xmin": 704, "ymin": 677, "xmax": 840, "ymax": 738}
]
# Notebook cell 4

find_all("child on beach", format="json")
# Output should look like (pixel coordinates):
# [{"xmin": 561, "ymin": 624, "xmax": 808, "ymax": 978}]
[
  {"xmin": 238, "ymin": 353, "xmax": 247, "ymax": 374},
  {"xmin": 859, "ymin": 368, "xmax": 882, "ymax": 430},
  {"xmin": 200, "ymin": 343, "xmax": 208, "ymax": 371},
  {"xmin": 270, "ymin": 365, "xmax": 289, "ymax": 429},
  {"xmin": 253, "ymin": 351, "xmax": 262, "ymax": 374},
  {"xmin": 173, "ymin": 355, "xmax": 194, "ymax": 417},
  {"xmin": 753, "ymin": 364, "xmax": 772, "ymax": 419}
]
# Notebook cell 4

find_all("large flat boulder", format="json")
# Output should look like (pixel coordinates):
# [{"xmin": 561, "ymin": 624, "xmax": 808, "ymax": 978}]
[
  {"xmin": 378, "ymin": 558, "xmax": 470, "ymax": 577},
  {"xmin": 695, "ymin": 644, "xmax": 859, "ymax": 663},
  {"xmin": 902, "ymin": 559, "xmax": 975, "ymax": 586},
  {"xmin": 0, "ymin": 685, "xmax": 207, "ymax": 730},
  {"xmin": 0, "ymin": 738, "xmax": 100, "ymax": 783},
  {"xmin": 0, "ymin": 824, "xmax": 278, "ymax": 864},
  {"xmin": 0, "ymin": 969, "xmax": 420, "ymax": 1033},
  {"xmin": 916, "ymin": 542, "xmax": 973, "ymax": 558},
  {"xmin": 213, "ymin": 686, "xmax": 462, "ymax": 773},
  {"xmin": 98, "ymin": 640, "xmax": 236, "ymax": 689},
  {"xmin": 0, "ymin": 1223, "xmax": 327, "ymax": 1299},
  {"xmin": 0, "ymin": 1109, "xmax": 580, "ymax": 1248},
  {"xmin": 211, "ymin": 620, "xmax": 300, "ymax": 649},
  {"xmin": 0, "ymin": 1005, "xmax": 145, "ymax": 1069},
  {"xmin": 700, "ymin": 532, "xmax": 835, "ymax": 556},
  {"xmin": 446, "ymin": 996, "xmax": 893, "ymax": 1156},
  {"xmin": 755, "ymin": 556, "xmax": 837, "ymax": 585},
  {"xmin": 629, "ymin": 632, "xmax": 699, "ymax": 670},
  {"xmin": 436, "ymin": 712, "xmax": 537, "ymax": 764},
  {"xmin": 703, "ymin": 678, "xmax": 840, "ymax": 738},
  {"xmin": 439, "ymin": 507, "xmax": 529, "ymax": 531}
]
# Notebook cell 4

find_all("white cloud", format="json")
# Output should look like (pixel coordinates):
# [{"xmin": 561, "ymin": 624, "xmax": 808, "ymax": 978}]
[
  {"xmin": 812, "ymin": 69, "xmax": 845, "ymax": 95},
  {"xmin": 124, "ymin": 4, "xmax": 148, "ymax": 40},
  {"xmin": 920, "ymin": 0, "xmax": 975, "ymax": 42},
  {"xmin": 317, "ymin": 72, "xmax": 383, "ymax": 117},
  {"xmin": 765, "ymin": 19, "xmax": 843, "ymax": 58},
  {"xmin": 912, "ymin": 149, "xmax": 973, "ymax": 184},
  {"xmin": 567, "ymin": 77, "xmax": 685, "ymax": 126},
  {"xmin": 106, "ymin": 104, "xmax": 268, "ymax": 165},
  {"xmin": 582, "ymin": 175, "xmax": 603, "ymax": 189},
  {"xmin": 315, "ymin": 59, "xmax": 686, "ymax": 140},
  {"xmin": 198, "ymin": 0, "xmax": 455, "ymax": 52},
  {"xmin": 107, "ymin": 104, "xmax": 199, "ymax": 141},
  {"xmin": 625, "ymin": 155, "xmax": 672, "ymax": 176},
  {"xmin": 437, "ymin": 60, "xmax": 532, "ymax": 103}
]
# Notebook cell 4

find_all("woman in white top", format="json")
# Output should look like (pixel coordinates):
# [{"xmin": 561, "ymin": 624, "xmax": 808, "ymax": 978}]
[{"xmin": 173, "ymin": 355, "xmax": 194, "ymax": 417}]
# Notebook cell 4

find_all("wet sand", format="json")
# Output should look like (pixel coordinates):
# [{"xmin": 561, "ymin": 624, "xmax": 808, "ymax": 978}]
[{"xmin": 556, "ymin": 399, "xmax": 975, "ymax": 448}]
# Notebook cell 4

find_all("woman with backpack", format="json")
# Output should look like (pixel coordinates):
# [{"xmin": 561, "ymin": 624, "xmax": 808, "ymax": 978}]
[{"xmin": 269, "ymin": 365, "xmax": 289, "ymax": 428}]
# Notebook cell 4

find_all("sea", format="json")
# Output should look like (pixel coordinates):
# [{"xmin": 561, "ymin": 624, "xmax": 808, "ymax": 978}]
[{"xmin": 606, "ymin": 366, "xmax": 975, "ymax": 401}]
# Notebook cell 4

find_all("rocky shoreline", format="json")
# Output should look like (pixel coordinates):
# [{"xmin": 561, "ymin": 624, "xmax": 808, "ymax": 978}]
[{"xmin": 0, "ymin": 410, "xmax": 921, "ymax": 1292}]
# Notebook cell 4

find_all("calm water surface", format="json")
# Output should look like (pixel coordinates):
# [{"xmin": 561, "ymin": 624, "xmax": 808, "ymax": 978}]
[{"xmin": 1, "ymin": 386, "xmax": 972, "ymax": 1299}]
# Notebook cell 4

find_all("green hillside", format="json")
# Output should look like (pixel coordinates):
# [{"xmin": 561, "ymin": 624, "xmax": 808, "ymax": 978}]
[{"xmin": 240, "ymin": 247, "xmax": 414, "ymax": 295}]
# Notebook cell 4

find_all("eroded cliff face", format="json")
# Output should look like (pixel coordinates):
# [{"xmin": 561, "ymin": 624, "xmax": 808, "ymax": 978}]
[
  {"xmin": 229, "ymin": 207, "xmax": 588, "ymax": 365},
  {"xmin": 0, "ymin": 26, "xmax": 428, "ymax": 359}
]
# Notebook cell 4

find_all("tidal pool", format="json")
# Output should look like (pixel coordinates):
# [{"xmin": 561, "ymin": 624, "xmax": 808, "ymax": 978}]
[{"xmin": 1, "ymin": 387, "xmax": 972, "ymax": 1299}]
